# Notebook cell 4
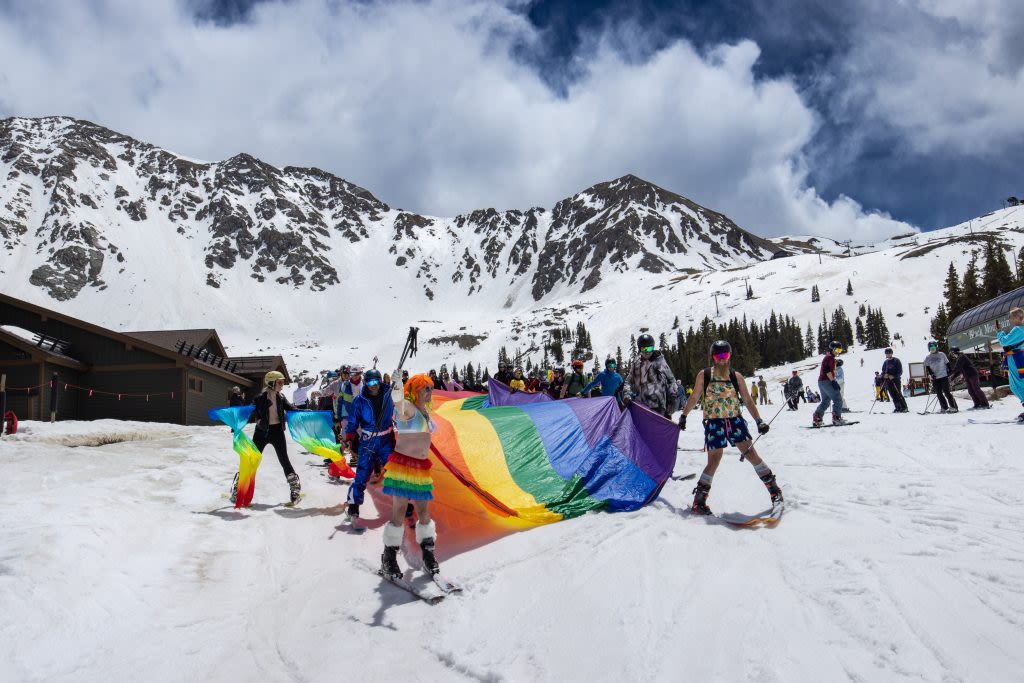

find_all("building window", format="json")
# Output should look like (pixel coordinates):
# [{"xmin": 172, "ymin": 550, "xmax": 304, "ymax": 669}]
[{"xmin": 188, "ymin": 375, "xmax": 204, "ymax": 394}]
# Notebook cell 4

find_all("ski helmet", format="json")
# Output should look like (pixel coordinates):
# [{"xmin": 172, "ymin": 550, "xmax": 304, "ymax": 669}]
[
  {"xmin": 710, "ymin": 340, "xmax": 732, "ymax": 357},
  {"xmin": 605, "ymin": 357, "xmax": 617, "ymax": 368},
  {"xmin": 828, "ymin": 340, "xmax": 843, "ymax": 354},
  {"xmin": 927, "ymin": 340, "xmax": 939, "ymax": 350},
  {"xmin": 571, "ymin": 359, "xmax": 584, "ymax": 369},
  {"xmin": 264, "ymin": 370, "xmax": 285, "ymax": 388},
  {"xmin": 950, "ymin": 346, "xmax": 961, "ymax": 354},
  {"xmin": 363, "ymin": 369, "xmax": 383, "ymax": 386},
  {"xmin": 884, "ymin": 348, "xmax": 894, "ymax": 355},
  {"xmin": 637, "ymin": 333, "xmax": 655, "ymax": 351},
  {"xmin": 340, "ymin": 364, "xmax": 350, "ymax": 374},
  {"xmin": 350, "ymin": 364, "xmax": 364, "ymax": 374}
]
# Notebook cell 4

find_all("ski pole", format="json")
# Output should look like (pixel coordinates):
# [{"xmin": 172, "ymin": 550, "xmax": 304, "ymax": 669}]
[{"xmin": 739, "ymin": 400, "xmax": 787, "ymax": 462}]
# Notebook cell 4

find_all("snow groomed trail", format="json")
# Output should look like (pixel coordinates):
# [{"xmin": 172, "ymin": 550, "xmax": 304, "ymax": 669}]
[{"xmin": 2, "ymin": 376, "xmax": 1024, "ymax": 681}]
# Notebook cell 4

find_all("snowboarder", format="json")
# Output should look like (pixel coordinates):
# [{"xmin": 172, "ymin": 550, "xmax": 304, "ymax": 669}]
[
  {"xmin": 380, "ymin": 372, "xmax": 441, "ymax": 579},
  {"xmin": 881, "ymin": 348, "xmax": 909, "ymax": 412},
  {"xmin": 561, "ymin": 359, "xmax": 588, "ymax": 398},
  {"xmin": 677, "ymin": 340, "xmax": 782, "ymax": 514},
  {"xmin": 344, "ymin": 369, "xmax": 395, "ymax": 519},
  {"xmin": 996, "ymin": 307, "xmax": 1024, "ymax": 422},
  {"xmin": 949, "ymin": 347, "xmax": 990, "ymax": 410},
  {"xmin": 624, "ymin": 334, "xmax": 678, "ymax": 418},
  {"xmin": 923, "ymin": 341, "xmax": 958, "ymax": 413},
  {"xmin": 231, "ymin": 371, "xmax": 301, "ymax": 505},
  {"xmin": 581, "ymin": 358, "xmax": 624, "ymax": 403},
  {"xmin": 812, "ymin": 341, "xmax": 847, "ymax": 427},
  {"xmin": 784, "ymin": 371, "xmax": 803, "ymax": 411}
]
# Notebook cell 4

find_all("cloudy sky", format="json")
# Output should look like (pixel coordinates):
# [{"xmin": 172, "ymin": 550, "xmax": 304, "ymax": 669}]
[{"xmin": 1, "ymin": 0, "xmax": 1021, "ymax": 240}]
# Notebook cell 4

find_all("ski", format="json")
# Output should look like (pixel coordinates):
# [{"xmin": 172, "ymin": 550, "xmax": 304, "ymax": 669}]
[
  {"xmin": 718, "ymin": 501, "xmax": 784, "ymax": 527},
  {"xmin": 307, "ymin": 460, "xmax": 330, "ymax": 468},
  {"xmin": 671, "ymin": 473, "xmax": 697, "ymax": 481},
  {"xmin": 283, "ymin": 492, "xmax": 307, "ymax": 508},
  {"xmin": 431, "ymin": 573, "xmax": 463, "ymax": 594},
  {"xmin": 967, "ymin": 418, "xmax": 1024, "ymax": 425},
  {"xmin": 802, "ymin": 421, "xmax": 860, "ymax": 429},
  {"xmin": 377, "ymin": 570, "xmax": 446, "ymax": 604}
]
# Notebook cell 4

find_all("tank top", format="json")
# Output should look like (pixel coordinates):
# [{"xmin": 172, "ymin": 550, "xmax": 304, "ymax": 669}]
[{"xmin": 703, "ymin": 375, "xmax": 742, "ymax": 419}]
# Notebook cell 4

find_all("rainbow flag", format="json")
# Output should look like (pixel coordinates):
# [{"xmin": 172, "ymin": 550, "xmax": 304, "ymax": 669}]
[
  {"xmin": 208, "ymin": 406, "xmax": 262, "ymax": 508},
  {"xmin": 423, "ymin": 388, "xmax": 678, "ymax": 543},
  {"xmin": 285, "ymin": 410, "xmax": 356, "ymax": 479}
]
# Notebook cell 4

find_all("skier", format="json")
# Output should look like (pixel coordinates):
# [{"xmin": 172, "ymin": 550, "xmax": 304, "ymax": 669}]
[
  {"xmin": 881, "ymin": 348, "xmax": 909, "ymax": 413},
  {"xmin": 836, "ymin": 359, "xmax": 850, "ymax": 412},
  {"xmin": 624, "ymin": 334, "xmax": 678, "ymax": 418},
  {"xmin": 923, "ymin": 341, "xmax": 958, "ymax": 413},
  {"xmin": 231, "ymin": 371, "xmax": 301, "ymax": 505},
  {"xmin": 580, "ymin": 358, "xmax": 624, "ymax": 402},
  {"xmin": 344, "ymin": 369, "xmax": 395, "ymax": 519},
  {"xmin": 812, "ymin": 341, "xmax": 847, "ymax": 427},
  {"xmin": 785, "ymin": 371, "xmax": 803, "ymax": 411},
  {"xmin": 228, "ymin": 386, "xmax": 245, "ymax": 407},
  {"xmin": 561, "ymin": 359, "xmax": 588, "ymax": 398},
  {"xmin": 678, "ymin": 340, "xmax": 782, "ymax": 514},
  {"xmin": 547, "ymin": 367, "xmax": 566, "ymax": 399},
  {"xmin": 996, "ymin": 307, "xmax": 1024, "ymax": 422},
  {"xmin": 380, "ymin": 372, "xmax": 442, "ymax": 579},
  {"xmin": 949, "ymin": 347, "xmax": 990, "ymax": 410},
  {"xmin": 509, "ymin": 367, "xmax": 527, "ymax": 392},
  {"xmin": 493, "ymin": 362, "xmax": 514, "ymax": 386},
  {"xmin": 757, "ymin": 376, "xmax": 770, "ymax": 405},
  {"xmin": 337, "ymin": 365, "xmax": 361, "ymax": 470}
]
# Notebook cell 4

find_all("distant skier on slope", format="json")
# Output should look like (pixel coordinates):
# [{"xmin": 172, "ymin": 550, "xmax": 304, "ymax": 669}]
[
  {"xmin": 997, "ymin": 307, "xmax": 1024, "ymax": 422},
  {"xmin": 230, "ymin": 371, "xmax": 301, "ymax": 505},
  {"xmin": 948, "ymin": 347, "xmax": 990, "ymax": 410},
  {"xmin": 881, "ymin": 348, "xmax": 909, "ymax": 413},
  {"xmin": 812, "ymin": 341, "xmax": 848, "ymax": 427},
  {"xmin": 344, "ymin": 369, "xmax": 394, "ymax": 519},
  {"xmin": 923, "ymin": 341, "xmax": 958, "ymax": 413},
  {"xmin": 677, "ymin": 340, "xmax": 782, "ymax": 515},
  {"xmin": 380, "ymin": 373, "xmax": 442, "ymax": 579},
  {"xmin": 624, "ymin": 333, "xmax": 678, "ymax": 418}
]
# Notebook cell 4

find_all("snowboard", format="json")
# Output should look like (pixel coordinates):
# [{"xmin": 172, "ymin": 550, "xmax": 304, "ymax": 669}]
[{"xmin": 802, "ymin": 421, "xmax": 860, "ymax": 429}]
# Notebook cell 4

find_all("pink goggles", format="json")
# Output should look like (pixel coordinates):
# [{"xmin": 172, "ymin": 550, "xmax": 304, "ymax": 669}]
[{"xmin": 712, "ymin": 351, "xmax": 731, "ymax": 361}]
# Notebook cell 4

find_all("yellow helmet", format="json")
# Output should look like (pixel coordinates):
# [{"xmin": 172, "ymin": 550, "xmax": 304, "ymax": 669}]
[{"xmin": 264, "ymin": 370, "xmax": 286, "ymax": 388}]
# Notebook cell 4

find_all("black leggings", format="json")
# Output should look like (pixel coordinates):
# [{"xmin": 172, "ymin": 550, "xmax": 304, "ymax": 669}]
[
  {"xmin": 932, "ymin": 377, "xmax": 958, "ymax": 411},
  {"xmin": 253, "ymin": 423, "xmax": 295, "ymax": 477}
]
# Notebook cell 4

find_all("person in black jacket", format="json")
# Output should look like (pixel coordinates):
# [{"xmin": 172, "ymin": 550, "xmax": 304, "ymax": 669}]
[
  {"xmin": 228, "ymin": 386, "xmax": 245, "ymax": 407},
  {"xmin": 949, "ymin": 347, "xmax": 990, "ymax": 409},
  {"xmin": 881, "ymin": 348, "xmax": 908, "ymax": 412},
  {"xmin": 784, "ymin": 371, "xmax": 803, "ymax": 411},
  {"xmin": 231, "ymin": 370, "xmax": 302, "ymax": 504}
]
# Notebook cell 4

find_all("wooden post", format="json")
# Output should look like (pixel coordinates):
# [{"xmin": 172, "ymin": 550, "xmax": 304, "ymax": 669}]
[
  {"xmin": 49, "ymin": 371, "xmax": 58, "ymax": 423},
  {"xmin": 1, "ymin": 373, "xmax": 6, "ymax": 437}
]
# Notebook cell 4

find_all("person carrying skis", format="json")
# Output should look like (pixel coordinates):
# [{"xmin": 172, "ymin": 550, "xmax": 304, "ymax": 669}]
[
  {"xmin": 380, "ymin": 372, "xmax": 442, "ymax": 579},
  {"xmin": 344, "ymin": 369, "xmax": 395, "ymax": 519},
  {"xmin": 581, "ymin": 358, "xmax": 624, "ymax": 403},
  {"xmin": 231, "ymin": 371, "xmax": 302, "ymax": 505},
  {"xmin": 678, "ymin": 340, "xmax": 782, "ymax": 515},
  {"xmin": 785, "ymin": 371, "xmax": 803, "ymax": 411},
  {"xmin": 997, "ymin": 307, "xmax": 1024, "ymax": 422},
  {"xmin": 812, "ymin": 341, "xmax": 847, "ymax": 427},
  {"xmin": 881, "ymin": 348, "xmax": 909, "ymax": 412},
  {"xmin": 923, "ymin": 341, "xmax": 958, "ymax": 413},
  {"xmin": 949, "ymin": 347, "xmax": 990, "ymax": 410},
  {"xmin": 561, "ymin": 359, "xmax": 588, "ymax": 398},
  {"xmin": 624, "ymin": 334, "xmax": 678, "ymax": 417}
]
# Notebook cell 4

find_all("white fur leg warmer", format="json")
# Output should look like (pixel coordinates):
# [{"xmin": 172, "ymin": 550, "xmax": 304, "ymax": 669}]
[
  {"xmin": 415, "ymin": 519, "xmax": 437, "ymax": 544},
  {"xmin": 383, "ymin": 522, "xmax": 404, "ymax": 548}
]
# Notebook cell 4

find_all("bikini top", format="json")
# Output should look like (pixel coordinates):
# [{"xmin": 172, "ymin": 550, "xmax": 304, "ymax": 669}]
[{"xmin": 395, "ymin": 406, "xmax": 436, "ymax": 434}]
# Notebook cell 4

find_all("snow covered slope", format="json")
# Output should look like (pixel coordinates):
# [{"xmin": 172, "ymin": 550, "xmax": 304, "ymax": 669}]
[{"xmin": 2, "ymin": 352, "xmax": 1023, "ymax": 681}]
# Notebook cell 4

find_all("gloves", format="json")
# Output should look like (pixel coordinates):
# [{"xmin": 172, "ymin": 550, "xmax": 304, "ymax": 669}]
[
  {"xmin": 678, "ymin": 413, "xmax": 687, "ymax": 430},
  {"xmin": 831, "ymin": 380, "xmax": 841, "ymax": 392},
  {"xmin": 757, "ymin": 419, "xmax": 769, "ymax": 435},
  {"xmin": 622, "ymin": 396, "xmax": 632, "ymax": 407},
  {"xmin": 575, "ymin": 393, "xmax": 583, "ymax": 398}
]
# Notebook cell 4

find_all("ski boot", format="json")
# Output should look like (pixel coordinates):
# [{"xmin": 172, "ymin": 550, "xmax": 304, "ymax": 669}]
[
  {"xmin": 347, "ymin": 450, "xmax": 359, "ymax": 468},
  {"xmin": 229, "ymin": 472, "xmax": 239, "ymax": 503},
  {"xmin": 759, "ymin": 470, "xmax": 784, "ymax": 505},
  {"xmin": 380, "ymin": 546, "xmax": 402, "ymax": 580},
  {"xmin": 416, "ymin": 521, "xmax": 439, "ymax": 575},
  {"xmin": 691, "ymin": 482, "xmax": 712, "ymax": 515},
  {"xmin": 811, "ymin": 413, "xmax": 824, "ymax": 428},
  {"xmin": 831, "ymin": 414, "xmax": 846, "ymax": 426},
  {"xmin": 346, "ymin": 503, "xmax": 360, "ymax": 519},
  {"xmin": 287, "ymin": 472, "xmax": 301, "ymax": 504}
]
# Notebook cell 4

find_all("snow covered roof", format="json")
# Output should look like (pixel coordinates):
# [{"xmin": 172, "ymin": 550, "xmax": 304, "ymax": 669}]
[{"xmin": 948, "ymin": 286, "xmax": 1024, "ymax": 336}]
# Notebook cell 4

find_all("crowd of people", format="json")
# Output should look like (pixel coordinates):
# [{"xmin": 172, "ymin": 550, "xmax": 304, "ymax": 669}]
[{"xmin": 226, "ymin": 306, "xmax": 1024, "ymax": 581}]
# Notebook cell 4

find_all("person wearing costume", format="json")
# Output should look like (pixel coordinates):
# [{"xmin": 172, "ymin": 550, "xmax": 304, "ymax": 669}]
[
  {"xmin": 344, "ymin": 369, "xmax": 394, "ymax": 518},
  {"xmin": 231, "ymin": 371, "xmax": 301, "ymax": 505},
  {"xmin": 380, "ymin": 373, "xmax": 441, "ymax": 578},
  {"xmin": 997, "ymin": 307, "xmax": 1024, "ymax": 422}
]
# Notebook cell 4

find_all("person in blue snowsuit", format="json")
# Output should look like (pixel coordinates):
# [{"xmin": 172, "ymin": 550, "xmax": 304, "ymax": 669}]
[
  {"xmin": 581, "ymin": 358, "xmax": 625, "ymax": 403},
  {"xmin": 997, "ymin": 307, "xmax": 1024, "ymax": 422},
  {"xmin": 344, "ymin": 369, "xmax": 394, "ymax": 518}
]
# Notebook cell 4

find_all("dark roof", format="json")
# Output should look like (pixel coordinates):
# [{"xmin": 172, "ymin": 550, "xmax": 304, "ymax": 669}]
[
  {"xmin": 0, "ymin": 327, "xmax": 89, "ymax": 370},
  {"xmin": 948, "ymin": 286, "xmax": 1024, "ymax": 336},
  {"xmin": 125, "ymin": 329, "xmax": 227, "ymax": 356},
  {"xmin": 227, "ymin": 355, "xmax": 291, "ymax": 383}
]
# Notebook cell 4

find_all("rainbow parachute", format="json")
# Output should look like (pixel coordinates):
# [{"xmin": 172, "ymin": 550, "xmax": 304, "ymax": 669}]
[
  {"xmin": 208, "ymin": 405, "xmax": 262, "ymax": 508},
  {"xmin": 285, "ymin": 410, "xmax": 355, "ymax": 479}
]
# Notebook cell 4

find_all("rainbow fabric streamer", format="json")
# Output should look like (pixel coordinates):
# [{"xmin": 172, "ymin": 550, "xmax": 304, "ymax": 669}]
[
  {"xmin": 208, "ymin": 405, "xmax": 262, "ymax": 508},
  {"xmin": 418, "ymin": 387, "xmax": 678, "ymax": 546},
  {"xmin": 383, "ymin": 452, "xmax": 434, "ymax": 500},
  {"xmin": 285, "ymin": 410, "xmax": 356, "ymax": 479}
]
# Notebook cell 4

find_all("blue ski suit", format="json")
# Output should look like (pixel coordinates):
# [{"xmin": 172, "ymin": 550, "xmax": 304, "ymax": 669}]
[{"xmin": 344, "ymin": 387, "xmax": 395, "ymax": 505}]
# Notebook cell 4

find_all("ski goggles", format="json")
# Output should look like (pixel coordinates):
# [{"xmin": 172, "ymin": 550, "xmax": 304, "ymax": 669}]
[
  {"xmin": 365, "ymin": 378, "xmax": 381, "ymax": 387},
  {"xmin": 712, "ymin": 351, "xmax": 731, "ymax": 361},
  {"xmin": 606, "ymin": 362, "xmax": 617, "ymax": 369},
  {"xmin": 638, "ymin": 345, "xmax": 655, "ymax": 353}
]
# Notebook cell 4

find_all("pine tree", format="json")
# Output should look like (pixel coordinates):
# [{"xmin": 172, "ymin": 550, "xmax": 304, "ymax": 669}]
[
  {"xmin": 943, "ymin": 262, "xmax": 962, "ymax": 319},
  {"xmin": 962, "ymin": 252, "xmax": 982, "ymax": 309},
  {"xmin": 858, "ymin": 303, "xmax": 866, "ymax": 317},
  {"xmin": 981, "ymin": 239, "xmax": 1015, "ymax": 300},
  {"xmin": 672, "ymin": 315, "xmax": 679, "ymax": 330},
  {"xmin": 804, "ymin": 323, "xmax": 814, "ymax": 356},
  {"xmin": 746, "ymin": 284, "xmax": 754, "ymax": 299},
  {"xmin": 1017, "ymin": 246, "xmax": 1024, "ymax": 288},
  {"xmin": 929, "ymin": 303, "xmax": 950, "ymax": 343},
  {"xmin": 811, "ymin": 284, "xmax": 820, "ymax": 303},
  {"xmin": 855, "ymin": 316, "xmax": 865, "ymax": 344},
  {"xmin": 846, "ymin": 279, "xmax": 853, "ymax": 295}
]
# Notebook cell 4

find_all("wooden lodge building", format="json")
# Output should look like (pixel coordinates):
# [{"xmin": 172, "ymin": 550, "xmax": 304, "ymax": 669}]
[{"xmin": 0, "ymin": 292, "xmax": 289, "ymax": 425}]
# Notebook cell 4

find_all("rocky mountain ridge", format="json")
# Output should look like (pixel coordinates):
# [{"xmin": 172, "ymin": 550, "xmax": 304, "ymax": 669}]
[{"xmin": 1, "ymin": 116, "xmax": 774, "ymax": 304}]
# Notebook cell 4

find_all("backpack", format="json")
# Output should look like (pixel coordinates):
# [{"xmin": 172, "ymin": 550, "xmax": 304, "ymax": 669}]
[{"xmin": 702, "ymin": 367, "xmax": 741, "ymax": 402}]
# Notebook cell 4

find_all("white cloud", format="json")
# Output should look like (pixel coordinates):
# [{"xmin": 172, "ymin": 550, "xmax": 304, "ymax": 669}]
[{"xmin": 0, "ymin": 0, "xmax": 916, "ymax": 241}]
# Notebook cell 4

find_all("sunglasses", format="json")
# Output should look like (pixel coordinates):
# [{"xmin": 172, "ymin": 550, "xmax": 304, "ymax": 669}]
[
  {"xmin": 712, "ymin": 351, "xmax": 731, "ymax": 361},
  {"xmin": 365, "ymin": 379, "xmax": 380, "ymax": 387},
  {"xmin": 639, "ymin": 346, "xmax": 654, "ymax": 353}
]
